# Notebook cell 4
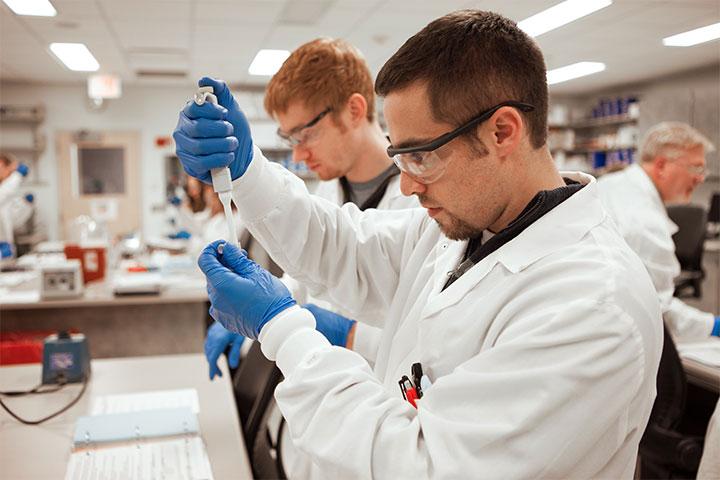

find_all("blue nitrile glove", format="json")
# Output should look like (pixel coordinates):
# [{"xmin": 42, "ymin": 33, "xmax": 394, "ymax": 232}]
[
  {"xmin": 0, "ymin": 242, "xmax": 13, "ymax": 259},
  {"xmin": 198, "ymin": 240, "xmax": 296, "ymax": 339},
  {"xmin": 712, "ymin": 317, "xmax": 720, "ymax": 337},
  {"xmin": 173, "ymin": 77, "xmax": 254, "ymax": 183},
  {"xmin": 168, "ymin": 230, "xmax": 191, "ymax": 240},
  {"xmin": 303, "ymin": 303, "xmax": 356, "ymax": 347},
  {"xmin": 16, "ymin": 163, "xmax": 29, "ymax": 177},
  {"xmin": 204, "ymin": 321, "xmax": 246, "ymax": 380}
]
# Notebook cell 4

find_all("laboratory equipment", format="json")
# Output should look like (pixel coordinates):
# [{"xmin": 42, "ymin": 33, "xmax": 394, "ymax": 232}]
[
  {"xmin": 193, "ymin": 86, "xmax": 239, "ymax": 248},
  {"xmin": 112, "ymin": 272, "xmax": 163, "ymax": 295},
  {"xmin": 39, "ymin": 259, "xmax": 83, "ymax": 299},
  {"xmin": 64, "ymin": 243, "xmax": 107, "ymax": 283},
  {"xmin": 42, "ymin": 331, "xmax": 91, "ymax": 384}
]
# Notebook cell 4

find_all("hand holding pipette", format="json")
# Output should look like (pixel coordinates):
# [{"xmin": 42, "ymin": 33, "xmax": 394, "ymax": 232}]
[{"xmin": 194, "ymin": 86, "xmax": 239, "ymax": 248}]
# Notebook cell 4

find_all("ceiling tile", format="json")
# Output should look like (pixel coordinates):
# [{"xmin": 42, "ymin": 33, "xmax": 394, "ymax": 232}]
[{"xmin": 0, "ymin": 0, "xmax": 718, "ymax": 94}]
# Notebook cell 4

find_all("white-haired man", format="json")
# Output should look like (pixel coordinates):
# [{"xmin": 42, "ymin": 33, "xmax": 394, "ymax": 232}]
[{"xmin": 599, "ymin": 121, "xmax": 719, "ymax": 340}]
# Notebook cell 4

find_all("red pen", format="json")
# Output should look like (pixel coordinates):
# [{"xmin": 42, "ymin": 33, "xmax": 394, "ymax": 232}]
[
  {"xmin": 399, "ymin": 376, "xmax": 419, "ymax": 409},
  {"xmin": 405, "ymin": 385, "xmax": 419, "ymax": 408}
]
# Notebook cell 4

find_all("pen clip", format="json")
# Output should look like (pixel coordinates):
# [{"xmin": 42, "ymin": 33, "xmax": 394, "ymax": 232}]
[
  {"xmin": 411, "ymin": 363, "xmax": 423, "ymax": 398},
  {"xmin": 398, "ymin": 377, "xmax": 408, "ymax": 401}
]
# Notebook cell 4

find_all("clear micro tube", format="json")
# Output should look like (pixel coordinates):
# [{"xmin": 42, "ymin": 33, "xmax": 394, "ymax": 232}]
[{"xmin": 194, "ymin": 86, "xmax": 239, "ymax": 248}]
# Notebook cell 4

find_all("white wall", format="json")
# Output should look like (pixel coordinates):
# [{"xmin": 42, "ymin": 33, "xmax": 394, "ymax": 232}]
[{"xmin": 0, "ymin": 82, "xmax": 280, "ymax": 241}]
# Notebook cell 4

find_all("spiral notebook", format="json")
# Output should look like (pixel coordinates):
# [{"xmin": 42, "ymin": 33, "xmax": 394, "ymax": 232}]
[{"xmin": 65, "ymin": 389, "xmax": 214, "ymax": 480}]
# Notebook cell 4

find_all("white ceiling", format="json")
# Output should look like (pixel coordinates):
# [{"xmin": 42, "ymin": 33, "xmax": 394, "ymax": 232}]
[{"xmin": 0, "ymin": 0, "xmax": 718, "ymax": 95}]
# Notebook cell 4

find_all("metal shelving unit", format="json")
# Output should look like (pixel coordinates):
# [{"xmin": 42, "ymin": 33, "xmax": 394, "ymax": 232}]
[{"xmin": 0, "ymin": 105, "xmax": 46, "ymax": 183}]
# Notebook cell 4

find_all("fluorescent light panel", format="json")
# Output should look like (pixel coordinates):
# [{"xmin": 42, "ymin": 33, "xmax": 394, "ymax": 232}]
[
  {"xmin": 50, "ymin": 43, "xmax": 100, "ymax": 72},
  {"xmin": 2, "ymin": 0, "xmax": 56, "ymax": 16},
  {"xmin": 518, "ymin": 0, "xmax": 612, "ymax": 38},
  {"xmin": 663, "ymin": 22, "xmax": 720, "ymax": 47},
  {"xmin": 248, "ymin": 49, "xmax": 290, "ymax": 76},
  {"xmin": 547, "ymin": 62, "xmax": 605, "ymax": 85}
]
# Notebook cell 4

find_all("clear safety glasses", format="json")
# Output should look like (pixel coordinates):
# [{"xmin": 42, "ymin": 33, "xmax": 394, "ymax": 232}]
[
  {"xmin": 386, "ymin": 101, "xmax": 535, "ymax": 184},
  {"xmin": 277, "ymin": 107, "xmax": 332, "ymax": 148},
  {"xmin": 671, "ymin": 160, "xmax": 707, "ymax": 178}
]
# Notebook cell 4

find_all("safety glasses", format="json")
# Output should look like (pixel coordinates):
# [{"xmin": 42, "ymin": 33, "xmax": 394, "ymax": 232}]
[
  {"xmin": 671, "ymin": 160, "xmax": 707, "ymax": 178},
  {"xmin": 386, "ymin": 101, "xmax": 535, "ymax": 184},
  {"xmin": 277, "ymin": 107, "xmax": 332, "ymax": 148}
]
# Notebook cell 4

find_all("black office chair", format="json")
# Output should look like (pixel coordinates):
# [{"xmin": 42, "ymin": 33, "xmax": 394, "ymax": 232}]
[
  {"xmin": 232, "ymin": 341, "xmax": 286, "ymax": 478},
  {"xmin": 251, "ymin": 398, "xmax": 288, "ymax": 479},
  {"xmin": 666, "ymin": 205, "xmax": 708, "ymax": 298},
  {"xmin": 708, "ymin": 193, "xmax": 720, "ymax": 225},
  {"xmin": 639, "ymin": 324, "xmax": 705, "ymax": 479},
  {"xmin": 708, "ymin": 193, "xmax": 720, "ymax": 240}
]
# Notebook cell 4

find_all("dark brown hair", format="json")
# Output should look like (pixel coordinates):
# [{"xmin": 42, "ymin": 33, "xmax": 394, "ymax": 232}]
[{"xmin": 375, "ymin": 10, "xmax": 548, "ymax": 149}]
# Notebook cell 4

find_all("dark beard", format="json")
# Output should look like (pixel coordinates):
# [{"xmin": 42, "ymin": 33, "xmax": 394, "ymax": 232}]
[{"xmin": 434, "ymin": 216, "xmax": 483, "ymax": 241}]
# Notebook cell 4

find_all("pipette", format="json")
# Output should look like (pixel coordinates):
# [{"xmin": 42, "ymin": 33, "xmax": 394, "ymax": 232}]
[{"xmin": 193, "ymin": 86, "xmax": 239, "ymax": 249}]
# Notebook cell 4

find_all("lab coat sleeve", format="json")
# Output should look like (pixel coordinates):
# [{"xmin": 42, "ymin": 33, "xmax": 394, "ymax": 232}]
[
  {"xmin": 279, "ymin": 273, "xmax": 308, "ymax": 304},
  {"xmin": 174, "ymin": 205, "xmax": 205, "ymax": 238},
  {"xmin": 232, "ymin": 147, "xmax": 428, "ymax": 325},
  {"xmin": 259, "ymin": 298, "xmax": 651, "ymax": 479},
  {"xmin": 351, "ymin": 322, "xmax": 381, "ymax": 365},
  {"xmin": 665, "ymin": 298, "xmax": 715, "ymax": 340},
  {"xmin": 0, "ymin": 171, "xmax": 22, "ymax": 204},
  {"xmin": 625, "ymin": 227, "xmax": 715, "ymax": 340}
]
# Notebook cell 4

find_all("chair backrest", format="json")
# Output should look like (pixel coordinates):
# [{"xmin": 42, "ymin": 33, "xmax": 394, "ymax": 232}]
[
  {"xmin": 649, "ymin": 323, "xmax": 687, "ymax": 430},
  {"xmin": 666, "ymin": 205, "xmax": 707, "ymax": 271},
  {"xmin": 233, "ymin": 341, "xmax": 283, "ymax": 458},
  {"xmin": 708, "ymin": 192, "xmax": 720, "ymax": 223}
]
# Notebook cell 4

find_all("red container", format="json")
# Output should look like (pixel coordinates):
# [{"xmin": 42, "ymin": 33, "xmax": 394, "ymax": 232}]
[
  {"xmin": 0, "ymin": 330, "xmax": 53, "ymax": 365},
  {"xmin": 64, "ymin": 244, "xmax": 106, "ymax": 283}
]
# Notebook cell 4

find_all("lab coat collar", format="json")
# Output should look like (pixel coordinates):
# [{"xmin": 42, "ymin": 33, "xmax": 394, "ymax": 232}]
[
  {"xmin": 423, "ymin": 172, "xmax": 603, "ymax": 316},
  {"xmin": 496, "ymin": 171, "xmax": 602, "ymax": 273},
  {"xmin": 625, "ymin": 164, "xmax": 679, "ymax": 235}
]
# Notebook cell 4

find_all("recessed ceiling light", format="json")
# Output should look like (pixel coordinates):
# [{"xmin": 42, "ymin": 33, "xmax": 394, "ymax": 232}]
[
  {"xmin": 663, "ymin": 22, "xmax": 720, "ymax": 47},
  {"xmin": 49, "ymin": 43, "xmax": 100, "ymax": 72},
  {"xmin": 2, "ymin": 0, "xmax": 56, "ymax": 16},
  {"xmin": 547, "ymin": 62, "xmax": 606, "ymax": 85},
  {"xmin": 248, "ymin": 49, "xmax": 290, "ymax": 76},
  {"xmin": 518, "ymin": 0, "xmax": 612, "ymax": 38}
]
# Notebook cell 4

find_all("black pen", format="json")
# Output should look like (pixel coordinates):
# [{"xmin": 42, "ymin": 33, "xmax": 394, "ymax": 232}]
[{"xmin": 412, "ymin": 363, "xmax": 424, "ymax": 398}]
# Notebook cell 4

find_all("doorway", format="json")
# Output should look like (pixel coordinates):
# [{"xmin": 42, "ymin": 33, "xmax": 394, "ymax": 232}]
[{"xmin": 56, "ymin": 130, "xmax": 141, "ymax": 240}]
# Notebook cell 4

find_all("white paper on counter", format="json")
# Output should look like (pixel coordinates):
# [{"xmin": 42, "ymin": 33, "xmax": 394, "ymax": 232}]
[
  {"xmin": 91, "ymin": 388, "xmax": 200, "ymax": 415},
  {"xmin": 65, "ymin": 436, "xmax": 214, "ymax": 480}
]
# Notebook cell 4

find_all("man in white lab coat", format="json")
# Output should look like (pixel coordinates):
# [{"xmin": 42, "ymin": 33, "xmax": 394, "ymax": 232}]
[
  {"xmin": 175, "ymin": 10, "xmax": 662, "ymax": 478},
  {"xmin": 598, "ymin": 122, "xmax": 719, "ymax": 340},
  {"xmin": 203, "ymin": 38, "xmax": 417, "ymax": 381}
]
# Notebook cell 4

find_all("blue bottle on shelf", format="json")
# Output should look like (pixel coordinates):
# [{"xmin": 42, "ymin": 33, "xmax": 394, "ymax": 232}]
[{"xmin": 592, "ymin": 151, "xmax": 607, "ymax": 170}]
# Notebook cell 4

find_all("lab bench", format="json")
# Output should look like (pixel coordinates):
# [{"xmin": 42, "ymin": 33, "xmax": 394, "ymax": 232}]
[
  {"xmin": 0, "ymin": 272, "xmax": 209, "ymax": 358},
  {"xmin": 0, "ymin": 354, "xmax": 251, "ymax": 480}
]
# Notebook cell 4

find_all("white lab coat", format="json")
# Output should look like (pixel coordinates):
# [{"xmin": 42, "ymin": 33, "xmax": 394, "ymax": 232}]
[
  {"xmin": 277, "ymin": 172, "xmax": 418, "ymax": 478},
  {"xmin": 285, "ymin": 174, "xmax": 418, "ymax": 361},
  {"xmin": 232, "ymin": 147, "xmax": 663, "ymax": 479},
  {"xmin": 598, "ymin": 164, "xmax": 715, "ymax": 340},
  {"xmin": 0, "ymin": 171, "xmax": 25, "ymax": 250},
  {"xmin": 187, "ymin": 210, "xmax": 244, "ymax": 259},
  {"xmin": 173, "ymin": 204, "xmax": 211, "ymax": 238}
]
